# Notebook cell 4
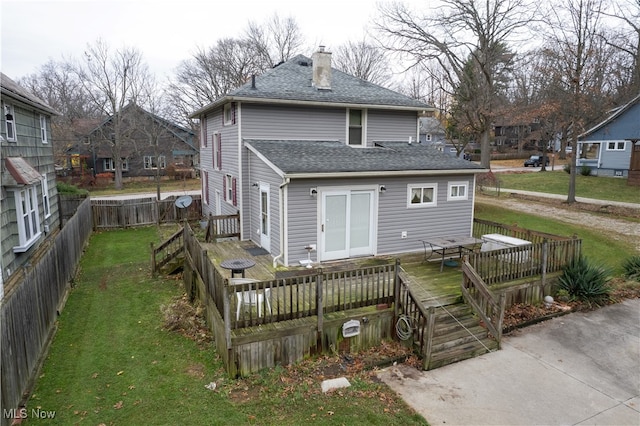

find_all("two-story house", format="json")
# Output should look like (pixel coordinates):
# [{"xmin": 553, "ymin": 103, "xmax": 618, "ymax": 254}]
[
  {"xmin": 1, "ymin": 73, "xmax": 60, "ymax": 298},
  {"xmin": 65, "ymin": 103, "xmax": 198, "ymax": 181},
  {"xmin": 191, "ymin": 47, "xmax": 486, "ymax": 267},
  {"xmin": 577, "ymin": 93, "xmax": 640, "ymax": 180}
]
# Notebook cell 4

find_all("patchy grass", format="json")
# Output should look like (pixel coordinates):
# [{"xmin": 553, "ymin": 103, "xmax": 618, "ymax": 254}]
[
  {"xmin": 26, "ymin": 226, "xmax": 427, "ymax": 425},
  {"xmin": 475, "ymin": 202, "xmax": 635, "ymax": 275},
  {"xmin": 495, "ymin": 172, "xmax": 640, "ymax": 204},
  {"xmin": 88, "ymin": 178, "xmax": 201, "ymax": 197}
]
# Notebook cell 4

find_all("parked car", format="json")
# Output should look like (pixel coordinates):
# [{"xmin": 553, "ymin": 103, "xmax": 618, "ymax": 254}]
[{"xmin": 524, "ymin": 155, "xmax": 550, "ymax": 167}]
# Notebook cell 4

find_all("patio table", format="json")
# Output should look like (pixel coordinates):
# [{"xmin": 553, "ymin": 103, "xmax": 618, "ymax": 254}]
[
  {"xmin": 422, "ymin": 236, "xmax": 483, "ymax": 272},
  {"xmin": 220, "ymin": 258, "xmax": 256, "ymax": 278}
]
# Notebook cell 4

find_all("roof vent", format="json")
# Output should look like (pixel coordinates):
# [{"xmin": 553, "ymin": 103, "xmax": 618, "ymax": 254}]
[{"xmin": 298, "ymin": 60, "xmax": 310, "ymax": 67}]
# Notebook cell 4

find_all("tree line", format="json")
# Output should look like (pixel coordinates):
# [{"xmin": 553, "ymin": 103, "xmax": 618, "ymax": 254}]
[{"xmin": 19, "ymin": 0, "xmax": 639, "ymax": 201}]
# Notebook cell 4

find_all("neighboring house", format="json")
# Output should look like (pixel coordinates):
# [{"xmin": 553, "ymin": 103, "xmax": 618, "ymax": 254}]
[
  {"xmin": 191, "ymin": 47, "xmax": 486, "ymax": 267},
  {"xmin": 493, "ymin": 120, "xmax": 543, "ymax": 152},
  {"xmin": 419, "ymin": 116, "xmax": 446, "ymax": 145},
  {"xmin": 65, "ymin": 103, "xmax": 198, "ymax": 180},
  {"xmin": 1, "ymin": 73, "xmax": 60, "ymax": 298},
  {"xmin": 577, "ymin": 93, "xmax": 640, "ymax": 179}
]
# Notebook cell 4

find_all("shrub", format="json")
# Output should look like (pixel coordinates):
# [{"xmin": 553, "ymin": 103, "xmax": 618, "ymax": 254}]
[
  {"xmin": 622, "ymin": 255, "xmax": 640, "ymax": 281},
  {"xmin": 558, "ymin": 255, "xmax": 611, "ymax": 304},
  {"xmin": 56, "ymin": 181, "xmax": 88, "ymax": 195},
  {"xmin": 563, "ymin": 164, "xmax": 571, "ymax": 174},
  {"xmin": 579, "ymin": 165, "xmax": 592, "ymax": 176}
]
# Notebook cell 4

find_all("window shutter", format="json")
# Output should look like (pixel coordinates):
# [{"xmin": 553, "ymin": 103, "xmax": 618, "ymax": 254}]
[
  {"xmin": 223, "ymin": 176, "xmax": 227, "ymax": 201},
  {"xmin": 212, "ymin": 135, "xmax": 216, "ymax": 168},
  {"xmin": 232, "ymin": 177, "xmax": 237, "ymax": 206},
  {"xmin": 217, "ymin": 135, "xmax": 222, "ymax": 169}
]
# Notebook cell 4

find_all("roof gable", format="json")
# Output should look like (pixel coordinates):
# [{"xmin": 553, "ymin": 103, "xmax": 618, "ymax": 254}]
[
  {"xmin": 191, "ymin": 54, "xmax": 432, "ymax": 117},
  {"xmin": 579, "ymin": 94, "xmax": 640, "ymax": 141}
]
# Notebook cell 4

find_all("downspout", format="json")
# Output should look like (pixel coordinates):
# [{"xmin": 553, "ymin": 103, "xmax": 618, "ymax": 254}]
[{"xmin": 272, "ymin": 177, "xmax": 290, "ymax": 268}]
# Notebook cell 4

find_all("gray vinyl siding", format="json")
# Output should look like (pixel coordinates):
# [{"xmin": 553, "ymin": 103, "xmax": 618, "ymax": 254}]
[
  {"xmin": 284, "ymin": 175, "xmax": 475, "ymax": 266},
  {"xmin": 1, "ymin": 98, "xmax": 59, "ymax": 280},
  {"xmin": 241, "ymin": 103, "xmax": 345, "ymax": 141},
  {"xmin": 367, "ymin": 110, "xmax": 420, "ymax": 146},
  {"xmin": 601, "ymin": 143, "xmax": 632, "ymax": 170},
  {"xmin": 246, "ymin": 152, "xmax": 282, "ymax": 256}
]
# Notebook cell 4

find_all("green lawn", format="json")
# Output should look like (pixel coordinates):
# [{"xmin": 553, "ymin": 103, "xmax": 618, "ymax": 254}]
[
  {"xmin": 496, "ymin": 172, "xmax": 640, "ymax": 204},
  {"xmin": 87, "ymin": 178, "xmax": 201, "ymax": 197},
  {"xmin": 27, "ymin": 226, "xmax": 427, "ymax": 425},
  {"xmin": 475, "ymin": 202, "xmax": 636, "ymax": 274}
]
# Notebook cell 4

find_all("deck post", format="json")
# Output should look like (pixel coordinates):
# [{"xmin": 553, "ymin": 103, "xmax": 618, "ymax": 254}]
[
  {"xmin": 423, "ymin": 306, "xmax": 436, "ymax": 370},
  {"xmin": 316, "ymin": 269, "xmax": 323, "ymax": 350},
  {"xmin": 393, "ymin": 259, "xmax": 401, "ymax": 320},
  {"xmin": 222, "ymin": 278, "xmax": 231, "ymax": 348}
]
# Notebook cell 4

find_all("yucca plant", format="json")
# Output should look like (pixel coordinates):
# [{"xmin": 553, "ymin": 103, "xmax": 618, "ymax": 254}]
[
  {"xmin": 558, "ymin": 255, "xmax": 611, "ymax": 304},
  {"xmin": 622, "ymin": 255, "xmax": 640, "ymax": 282}
]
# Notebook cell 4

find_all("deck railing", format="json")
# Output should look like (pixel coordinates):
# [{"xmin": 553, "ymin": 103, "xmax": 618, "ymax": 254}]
[
  {"xmin": 461, "ymin": 260, "xmax": 506, "ymax": 344},
  {"xmin": 473, "ymin": 218, "xmax": 574, "ymax": 245},
  {"xmin": 204, "ymin": 213, "xmax": 240, "ymax": 241},
  {"xmin": 150, "ymin": 227, "xmax": 184, "ymax": 276}
]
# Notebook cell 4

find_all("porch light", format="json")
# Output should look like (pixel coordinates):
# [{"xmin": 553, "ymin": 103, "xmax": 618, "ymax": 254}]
[
  {"xmin": 379, "ymin": 185, "xmax": 386, "ymax": 193},
  {"xmin": 310, "ymin": 188, "xmax": 317, "ymax": 196}
]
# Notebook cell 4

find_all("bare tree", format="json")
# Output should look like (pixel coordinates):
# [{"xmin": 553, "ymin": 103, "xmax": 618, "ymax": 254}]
[
  {"xmin": 245, "ymin": 13, "xmax": 305, "ymax": 68},
  {"xmin": 332, "ymin": 39, "xmax": 391, "ymax": 85},
  {"xmin": 374, "ymin": 0, "xmax": 537, "ymax": 168},
  {"xmin": 542, "ymin": 0, "xmax": 607, "ymax": 203},
  {"xmin": 75, "ymin": 39, "xmax": 153, "ymax": 189}
]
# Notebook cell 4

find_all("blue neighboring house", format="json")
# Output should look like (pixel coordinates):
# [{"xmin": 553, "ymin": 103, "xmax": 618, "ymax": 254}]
[
  {"xmin": 577, "ymin": 94, "xmax": 640, "ymax": 179},
  {"xmin": 191, "ymin": 47, "xmax": 487, "ymax": 267}
]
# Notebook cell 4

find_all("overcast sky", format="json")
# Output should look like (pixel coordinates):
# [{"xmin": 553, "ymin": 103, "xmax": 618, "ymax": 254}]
[{"xmin": 1, "ymin": 0, "xmax": 432, "ymax": 82}]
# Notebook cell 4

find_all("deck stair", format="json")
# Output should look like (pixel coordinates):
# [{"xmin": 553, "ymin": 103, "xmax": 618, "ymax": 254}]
[{"xmin": 424, "ymin": 303, "xmax": 499, "ymax": 370}]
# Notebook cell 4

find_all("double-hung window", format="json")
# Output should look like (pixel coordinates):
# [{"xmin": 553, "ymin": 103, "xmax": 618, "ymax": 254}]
[
  {"xmin": 4, "ymin": 103, "xmax": 16, "ymax": 141},
  {"xmin": 12, "ymin": 186, "xmax": 41, "ymax": 252},
  {"xmin": 213, "ymin": 133, "xmax": 221, "ymax": 170},
  {"xmin": 104, "ymin": 158, "xmax": 128, "ymax": 171},
  {"xmin": 606, "ymin": 141, "xmax": 625, "ymax": 151},
  {"xmin": 347, "ymin": 109, "xmax": 365, "ymax": 146},
  {"xmin": 407, "ymin": 183, "xmax": 437, "ymax": 208},
  {"xmin": 40, "ymin": 115, "xmax": 48, "ymax": 143},
  {"xmin": 447, "ymin": 182, "xmax": 468, "ymax": 201},
  {"xmin": 41, "ymin": 176, "xmax": 51, "ymax": 218},
  {"xmin": 144, "ymin": 156, "xmax": 165, "ymax": 169}
]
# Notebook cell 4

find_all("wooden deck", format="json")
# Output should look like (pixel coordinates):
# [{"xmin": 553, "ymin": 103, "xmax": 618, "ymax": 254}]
[{"xmin": 202, "ymin": 239, "xmax": 464, "ymax": 307}]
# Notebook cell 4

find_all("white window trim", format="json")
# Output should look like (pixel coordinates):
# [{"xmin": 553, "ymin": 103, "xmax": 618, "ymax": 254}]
[
  {"xmin": 4, "ymin": 103, "xmax": 16, "ymax": 141},
  {"xmin": 40, "ymin": 115, "xmax": 48, "ymax": 144},
  {"xmin": 606, "ymin": 141, "xmax": 625, "ymax": 151},
  {"xmin": 41, "ymin": 175, "xmax": 51, "ymax": 219},
  {"xmin": 143, "ymin": 156, "xmax": 164, "ymax": 170},
  {"xmin": 214, "ymin": 133, "xmax": 221, "ymax": 170},
  {"xmin": 225, "ymin": 174, "xmax": 233, "ymax": 204},
  {"xmin": 447, "ymin": 181, "xmax": 468, "ymax": 201},
  {"xmin": 346, "ymin": 108, "xmax": 367, "ymax": 147},
  {"xmin": 407, "ymin": 183, "xmax": 438, "ymax": 208},
  {"xmin": 12, "ymin": 186, "xmax": 42, "ymax": 252},
  {"xmin": 223, "ymin": 104, "xmax": 232, "ymax": 125}
]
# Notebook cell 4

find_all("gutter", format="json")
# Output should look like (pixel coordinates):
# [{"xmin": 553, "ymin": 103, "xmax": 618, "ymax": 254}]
[
  {"xmin": 283, "ymin": 168, "xmax": 488, "ymax": 180},
  {"xmin": 272, "ymin": 177, "xmax": 290, "ymax": 268}
]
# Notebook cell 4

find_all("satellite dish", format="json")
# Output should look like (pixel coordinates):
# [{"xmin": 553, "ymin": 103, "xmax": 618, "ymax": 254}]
[{"xmin": 175, "ymin": 195, "xmax": 193, "ymax": 208}]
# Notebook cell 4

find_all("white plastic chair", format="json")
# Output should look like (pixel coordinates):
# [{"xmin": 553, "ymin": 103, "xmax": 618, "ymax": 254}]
[{"xmin": 231, "ymin": 278, "xmax": 272, "ymax": 320}]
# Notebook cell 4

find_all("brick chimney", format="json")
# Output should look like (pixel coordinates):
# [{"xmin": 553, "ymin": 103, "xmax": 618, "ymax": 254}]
[{"xmin": 312, "ymin": 46, "xmax": 332, "ymax": 90}]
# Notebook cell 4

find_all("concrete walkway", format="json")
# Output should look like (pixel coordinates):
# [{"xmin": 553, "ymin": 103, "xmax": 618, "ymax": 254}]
[{"xmin": 377, "ymin": 299, "xmax": 640, "ymax": 425}]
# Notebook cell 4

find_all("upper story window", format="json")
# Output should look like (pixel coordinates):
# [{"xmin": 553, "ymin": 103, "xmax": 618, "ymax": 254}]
[
  {"xmin": 40, "ymin": 115, "xmax": 48, "ymax": 144},
  {"xmin": 41, "ymin": 175, "xmax": 51, "ymax": 218},
  {"xmin": 4, "ymin": 103, "xmax": 16, "ymax": 141},
  {"xmin": 347, "ymin": 109, "xmax": 365, "ymax": 146},
  {"xmin": 223, "ymin": 103, "xmax": 236, "ymax": 126},
  {"xmin": 201, "ymin": 116, "xmax": 208, "ymax": 148},
  {"xmin": 606, "ymin": 141, "xmax": 625, "ymax": 151},
  {"xmin": 213, "ymin": 133, "xmax": 222, "ymax": 170},
  {"xmin": 447, "ymin": 182, "xmax": 468, "ymax": 201},
  {"xmin": 407, "ymin": 183, "xmax": 437, "ymax": 208}
]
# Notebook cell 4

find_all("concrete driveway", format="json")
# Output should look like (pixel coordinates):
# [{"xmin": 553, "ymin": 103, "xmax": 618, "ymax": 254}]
[{"xmin": 378, "ymin": 299, "xmax": 640, "ymax": 425}]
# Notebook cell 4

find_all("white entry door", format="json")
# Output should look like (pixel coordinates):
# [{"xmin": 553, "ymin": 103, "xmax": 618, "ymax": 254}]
[
  {"xmin": 321, "ymin": 189, "xmax": 375, "ymax": 261},
  {"xmin": 259, "ymin": 183, "xmax": 270, "ymax": 251}
]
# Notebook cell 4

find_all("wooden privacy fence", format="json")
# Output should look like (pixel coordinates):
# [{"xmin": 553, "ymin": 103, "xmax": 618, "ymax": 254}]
[
  {"xmin": 1, "ymin": 197, "xmax": 92, "ymax": 426},
  {"xmin": 91, "ymin": 195, "xmax": 202, "ymax": 229}
]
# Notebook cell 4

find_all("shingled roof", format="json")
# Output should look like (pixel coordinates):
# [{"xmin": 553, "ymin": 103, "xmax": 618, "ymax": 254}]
[
  {"xmin": 245, "ymin": 139, "xmax": 485, "ymax": 176},
  {"xmin": 1, "ymin": 73, "xmax": 59, "ymax": 116},
  {"xmin": 191, "ymin": 54, "xmax": 431, "ymax": 117}
]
